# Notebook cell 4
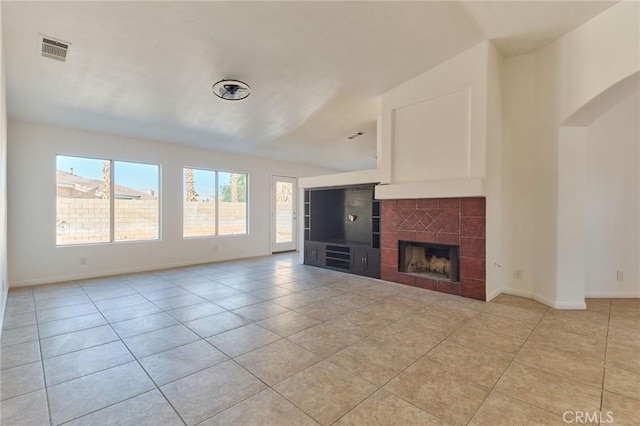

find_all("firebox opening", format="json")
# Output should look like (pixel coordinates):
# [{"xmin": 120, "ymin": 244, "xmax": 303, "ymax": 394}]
[{"xmin": 398, "ymin": 240, "xmax": 460, "ymax": 282}]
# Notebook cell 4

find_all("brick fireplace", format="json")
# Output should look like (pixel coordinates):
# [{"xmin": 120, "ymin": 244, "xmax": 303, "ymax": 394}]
[{"xmin": 380, "ymin": 197, "xmax": 486, "ymax": 300}]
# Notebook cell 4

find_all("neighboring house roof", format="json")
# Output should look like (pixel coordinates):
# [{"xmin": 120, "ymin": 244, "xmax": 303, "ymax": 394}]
[{"xmin": 56, "ymin": 169, "xmax": 157, "ymax": 200}]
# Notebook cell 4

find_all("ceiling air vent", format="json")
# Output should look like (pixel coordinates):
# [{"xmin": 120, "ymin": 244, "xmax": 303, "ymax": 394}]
[{"xmin": 41, "ymin": 37, "xmax": 69, "ymax": 62}]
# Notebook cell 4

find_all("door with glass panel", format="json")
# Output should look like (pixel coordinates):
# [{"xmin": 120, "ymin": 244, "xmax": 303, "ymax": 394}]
[{"xmin": 271, "ymin": 176, "xmax": 297, "ymax": 252}]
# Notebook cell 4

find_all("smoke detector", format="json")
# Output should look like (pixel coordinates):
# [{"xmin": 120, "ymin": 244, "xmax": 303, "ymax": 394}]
[
  {"xmin": 41, "ymin": 36, "xmax": 69, "ymax": 62},
  {"xmin": 212, "ymin": 79, "xmax": 251, "ymax": 101}
]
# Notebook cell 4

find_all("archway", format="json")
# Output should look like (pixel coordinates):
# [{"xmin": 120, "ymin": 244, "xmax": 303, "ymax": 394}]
[{"xmin": 556, "ymin": 71, "xmax": 640, "ymax": 307}]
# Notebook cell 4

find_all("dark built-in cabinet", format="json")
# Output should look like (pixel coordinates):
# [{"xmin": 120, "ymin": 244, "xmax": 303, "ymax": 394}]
[
  {"xmin": 303, "ymin": 241, "xmax": 325, "ymax": 266},
  {"xmin": 351, "ymin": 247, "xmax": 381, "ymax": 278},
  {"xmin": 303, "ymin": 184, "xmax": 381, "ymax": 278}
]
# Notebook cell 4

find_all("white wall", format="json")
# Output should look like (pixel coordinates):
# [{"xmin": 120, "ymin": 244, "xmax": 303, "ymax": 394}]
[
  {"xmin": 7, "ymin": 120, "xmax": 334, "ymax": 286},
  {"xmin": 0, "ymin": 5, "xmax": 8, "ymax": 330},
  {"xmin": 500, "ymin": 1, "xmax": 639, "ymax": 308},
  {"xmin": 551, "ymin": 2, "xmax": 638, "ymax": 307},
  {"xmin": 484, "ymin": 42, "xmax": 505, "ymax": 300},
  {"xmin": 585, "ymin": 91, "xmax": 639, "ymax": 297},
  {"xmin": 378, "ymin": 41, "xmax": 490, "ymax": 196},
  {"xmin": 500, "ymin": 54, "xmax": 538, "ymax": 299},
  {"xmin": 392, "ymin": 89, "xmax": 471, "ymax": 182},
  {"xmin": 556, "ymin": 127, "xmax": 589, "ymax": 305},
  {"xmin": 553, "ymin": 4, "xmax": 640, "ymax": 125}
]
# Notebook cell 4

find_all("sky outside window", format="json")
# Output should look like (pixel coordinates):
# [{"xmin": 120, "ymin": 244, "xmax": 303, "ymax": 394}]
[{"xmin": 57, "ymin": 156, "xmax": 159, "ymax": 192}]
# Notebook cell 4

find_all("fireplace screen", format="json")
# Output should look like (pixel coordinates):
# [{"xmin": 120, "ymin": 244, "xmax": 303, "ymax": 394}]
[{"xmin": 398, "ymin": 240, "xmax": 459, "ymax": 282}]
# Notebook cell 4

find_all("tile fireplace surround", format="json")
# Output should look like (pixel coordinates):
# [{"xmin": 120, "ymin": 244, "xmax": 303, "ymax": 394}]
[{"xmin": 381, "ymin": 197, "xmax": 486, "ymax": 300}]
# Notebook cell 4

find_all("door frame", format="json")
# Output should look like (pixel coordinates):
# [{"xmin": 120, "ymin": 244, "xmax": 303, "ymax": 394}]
[{"xmin": 271, "ymin": 175, "xmax": 298, "ymax": 253}]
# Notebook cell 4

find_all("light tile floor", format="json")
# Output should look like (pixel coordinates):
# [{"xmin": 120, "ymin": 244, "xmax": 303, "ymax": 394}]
[{"xmin": 1, "ymin": 253, "xmax": 638, "ymax": 425}]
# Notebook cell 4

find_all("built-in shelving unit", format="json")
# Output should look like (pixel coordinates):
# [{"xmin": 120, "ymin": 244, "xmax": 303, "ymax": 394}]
[
  {"xmin": 325, "ymin": 245, "xmax": 351, "ymax": 270},
  {"xmin": 372, "ymin": 199, "xmax": 380, "ymax": 249},
  {"xmin": 304, "ymin": 190, "xmax": 310, "ymax": 242},
  {"xmin": 303, "ymin": 184, "xmax": 381, "ymax": 278}
]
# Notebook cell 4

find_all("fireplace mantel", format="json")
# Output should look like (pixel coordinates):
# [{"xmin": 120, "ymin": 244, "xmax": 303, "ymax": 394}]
[{"xmin": 375, "ymin": 178, "xmax": 486, "ymax": 200}]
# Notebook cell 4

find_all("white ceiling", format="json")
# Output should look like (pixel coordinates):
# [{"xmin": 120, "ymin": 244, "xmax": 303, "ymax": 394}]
[{"xmin": 2, "ymin": 1, "xmax": 616, "ymax": 171}]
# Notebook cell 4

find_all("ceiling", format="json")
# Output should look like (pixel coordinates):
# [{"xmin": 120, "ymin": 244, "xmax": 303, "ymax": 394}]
[{"xmin": 2, "ymin": 1, "xmax": 616, "ymax": 171}]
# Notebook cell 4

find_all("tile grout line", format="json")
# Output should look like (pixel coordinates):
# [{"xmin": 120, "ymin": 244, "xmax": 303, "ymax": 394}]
[
  {"xmin": 330, "ymin": 300, "xmax": 485, "ymax": 425},
  {"xmin": 5, "ymin": 257, "xmax": 635, "ymax": 425},
  {"xmin": 84, "ymin": 282, "xmax": 190, "ymax": 426},
  {"xmin": 469, "ymin": 305, "xmax": 596, "ymax": 423},
  {"xmin": 599, "ymin": 298, "xmax": 613, "ymax": 412},
  {"xmin": 54, "ymin": 389, "xmax": 180, "ymax": 426},
  {"xmin": 189, "ymin": 289, "xmax": 398, "ymax": 424},
  {"xmin": 70, "ymin": 270, "xmax": 318, "ymax": 424},
  {"xmin": 184, "ymin": 267, "xmax": 343, "ymax": 413},
  {"xmin": 38, "ymin": 324, "xmax": 117, "ymax": 356},
  {"xmin": 0, "ymin": 361, "xmax": 46, "ymax": 402},
  {"xmin": 32, "ymin": 287, "xmax": 54, "ymax": 426},
  {"xmin": 0, "ymin": 325, "xmax": 39, "ymax": 349},
  {"xmin": 78, "ymin": 282, "xmax": 188, "ymax": 426},
  {"xmin": 192, "ymin": 357, "xmax": 316, "ymax": 426},
  {"xmin": 461, "ymin": 304, "xmax": 550, "ymax": 424},
  {"xmin": 397, "ymin": 304, "xmax": 489, "ymax": 424}
]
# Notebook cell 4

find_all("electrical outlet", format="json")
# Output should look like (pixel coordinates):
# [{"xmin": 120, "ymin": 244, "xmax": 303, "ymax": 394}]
[
  {"xmin": 617, "ymin": 270, "xmax": 624, "ymax": 281},
  {"xmin": 514, "ymin": 270, "xmax": 523, "ymax": 279},
  {"xmin": 80, "ymin": 257, "xmax": 87, "ymax": 265}
]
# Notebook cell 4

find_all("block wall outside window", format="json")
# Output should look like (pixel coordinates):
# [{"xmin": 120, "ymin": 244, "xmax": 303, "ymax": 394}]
[
  {"xmin": 56, "ymin": 155, "xmax": 160, "ymax": 245},
  {"xmin": 218, "ymin": 171, "xmax": 247, "ymax": 235},
  {"xmin": 183, "ymin": 168, "xmax": 217, "ymax": 237},
  {"xmin": 183, "ymin": 168, "xmax": 248, "ymax": 238},
  {"xmin": 114, "ymin": 161, "xmax": 159, "ymax": 241}
]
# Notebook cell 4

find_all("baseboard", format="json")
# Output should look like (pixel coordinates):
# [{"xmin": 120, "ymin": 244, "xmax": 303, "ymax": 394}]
[
  {"xmin": 490, "ymin": 287, "xmax": 586, "ymax": 310},
  {"xmin": 0, "ymin": 287, "xmax": 6, "ymax": 339},
  {"xmin": 500, "ymin": 287, "xmax": 557, "ymax": 308},
  {"xmin": 495, "ymin": 286, "xmax": 640, "ymax": 308},
  {"xmin": 554, "ymin": 301, "xmax": 587, "ymax": 310},
  {"xmin": 585, "ymin": 291, "xmax": 640, "ymax": 298},
  {"xmin": 486, "ymin": 287, "xmax": 502, "ymax": 302},
  {"xmin": 9, "ymin": 252, "xmax": 272, "ymax": 288}
]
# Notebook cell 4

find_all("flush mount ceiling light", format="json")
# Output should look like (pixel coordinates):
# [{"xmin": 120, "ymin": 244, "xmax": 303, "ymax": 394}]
[{"xmin": 212, "ymin": 79, "xmax": 251, "ymax": 101}]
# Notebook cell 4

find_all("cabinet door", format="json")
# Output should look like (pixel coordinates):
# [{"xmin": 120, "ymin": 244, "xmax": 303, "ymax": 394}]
[
  {"xmin": 350, "ymin": 247, "xmax": 365, "ymax": 274},
  {"xmin": 304, "ymin": 242, "xmax": 317, "ymax": 265},
  {"xmin": 364, "ymin": 248, "xmax": 381, "ymax": 278},
  {"xmin": 304, "ymin": 242, "xmax": 325, "ymax": 266},
  {"xmin": 351, "ymin": 247, "xmax": 380, "ymax": 278},
  {"xmin": 316, "ymin": 243, "xmax": 326, "ymax": 266}
]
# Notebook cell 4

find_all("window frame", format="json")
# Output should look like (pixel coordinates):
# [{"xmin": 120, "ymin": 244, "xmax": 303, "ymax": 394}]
[
  {"xmin": 113, "ymin": 159, "xmax": 161, "ymax": 243},
  {"xmin": 55, "ymin": 154, "xmax": 161, "ymax": 246},
  {"xmin": 182, "ymin": 166, "xmax": 249, "ymax": 239}
]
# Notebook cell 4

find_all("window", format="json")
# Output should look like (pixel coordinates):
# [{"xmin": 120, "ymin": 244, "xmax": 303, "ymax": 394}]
[
  {"xmin": 56, "ymin": 156, "xmax": 110, "ymax": 245},
  {"xmin": 114, "ymin": 161, "xmax": 160, "ymax": 241},
  {"xmin": 183, "ymin": 168, "xmax": 248, "ymax": 237},
  {"xmin": 183, "ymin": 168, "xmax": 216, "ymax": 237},
  {"xmin": 218, "ymin": 172, "xmax": 247, "ymax": 235},
  {"xmin": 56, "ymin": 155, "xmax": 159, "ymax": 245}
]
